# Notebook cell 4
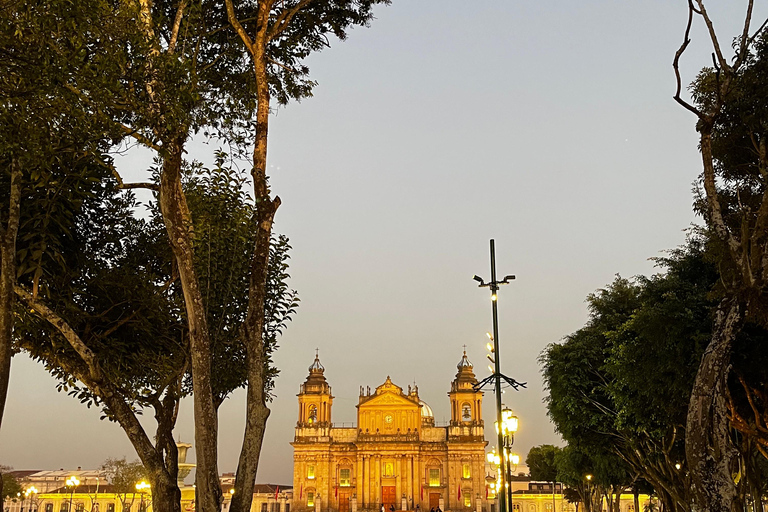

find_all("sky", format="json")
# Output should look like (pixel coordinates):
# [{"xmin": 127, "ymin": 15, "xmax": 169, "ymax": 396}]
[{"xmin": 2, "ymin": 0, "xmax": 767, "ymax": 488}]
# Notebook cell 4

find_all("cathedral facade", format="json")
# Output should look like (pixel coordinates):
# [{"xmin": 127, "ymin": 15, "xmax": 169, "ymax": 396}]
[{"xmin": 291, "ymin": 352, "xmax": 487, "ymax": 512}]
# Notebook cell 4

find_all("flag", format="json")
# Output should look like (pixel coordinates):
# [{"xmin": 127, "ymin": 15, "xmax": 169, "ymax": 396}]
[
  {"xmin": 300, "ymin": 484, "xmax": 303, "ymax": 499},
  {"xmin": 420, "ymin": 485, "xmax": 423, "ymax": 501},
  {"xmin": 335, "ymin": 485, "xmax": 338, "ymax": 498},
  {"xmin": 458, "ymin": 487, "xmax": 461, "ymax": 500},
  {"xmin": 485, "ymin": 486, "xmax": 488, "ymax": 499},
  {"xmin": 275, "ymin": 486, "xmax": 280, "ymax": 500}
]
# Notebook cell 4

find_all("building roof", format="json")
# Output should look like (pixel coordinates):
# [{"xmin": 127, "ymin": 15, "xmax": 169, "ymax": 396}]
[{"xmin": 42, "ymin": 485, "xmax": 119, "ymax": 495}]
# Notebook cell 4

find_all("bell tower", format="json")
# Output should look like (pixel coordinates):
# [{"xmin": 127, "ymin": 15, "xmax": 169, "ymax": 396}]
[
  {"xmin": 297, "ymin": 351, "xmax": 333, "ymax": 429},
  {"xmin": 448, "ymin": 349, "xmax": 483, "ymax": 427}
]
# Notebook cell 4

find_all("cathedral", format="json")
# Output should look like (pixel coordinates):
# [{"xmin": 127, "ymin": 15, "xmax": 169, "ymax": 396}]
[{"xmin": 291, "ymin": 352, "xmax": 487, "ymax": 512}]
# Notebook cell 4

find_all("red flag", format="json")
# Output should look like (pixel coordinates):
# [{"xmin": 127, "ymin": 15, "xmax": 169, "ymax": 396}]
[
  {"xmin": 458, "ymin": 487, "xmax": 461, "ymax": 500},
  {"xmin": 335, "ymin": 485, "xmax": 338, "ymax": 498},
  {"xmin": 275, "ymin": 486, "xmax": 280, "ymax": 500},
  {"xmin": 300, "ymin": 484, "xmax": 303, "ymax": 499},
  {"xmin": 420, "ymin": 485, "xmax": 423, "ymax": 501},
  {"xmin": 485, "ymin": 486, "xmax": 488, "ymax": 499}
]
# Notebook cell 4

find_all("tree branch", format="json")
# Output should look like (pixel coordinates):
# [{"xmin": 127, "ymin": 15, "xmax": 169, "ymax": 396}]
[
  {"xmin": 268, "ymin": 0, "xmax": 314, "ymax": 41},
  {"xmin": 168, "ymin": 0, "xmax": 189, "ymax": 54},
  {"xmin": 224, "ymin": 0, "xmax": 256, "ymax": 55},
  {"xmin": 694, "ymin": 0, "xmax": 730, "ymax": 72},
  {"xmin": 673, "ymin": 1, "xmax": 704, "ymax": 117},
  {"xmin": 14, "ymin": 284, "xmax": 104, "ymax": 382}
]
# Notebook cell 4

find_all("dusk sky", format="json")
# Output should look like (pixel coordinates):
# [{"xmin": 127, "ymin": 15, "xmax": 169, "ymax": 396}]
[{"xmin": 2, "ymin": 0, "xmax": 766, "ymax": 487}]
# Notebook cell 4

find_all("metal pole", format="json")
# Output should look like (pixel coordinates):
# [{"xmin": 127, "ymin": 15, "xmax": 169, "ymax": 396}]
[{"xmin": 489, "ymin": 240, "xmax": 506, "ymax": 512}]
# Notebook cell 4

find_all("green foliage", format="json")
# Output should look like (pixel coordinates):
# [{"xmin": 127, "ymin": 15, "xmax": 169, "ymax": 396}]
[
  {"xmin": 14, "ymin": 169, "xmax": 187, "ymax": 415},
  {"xmin": 542, "ymin": 234, "xmax": 768, "ymax": 508},
  {"xmin": 100, "ymin": 458, "xmax": 148, "ymax": 501},
  {"xmin": 1, "ymin": 467, "xmax": 22, "ymax": 500},
  {"xmin": 526, "ymin": 445, "xmax": 561, "ymax": 483},
  {"xmin": 182, "ymin": 153, "xmax": 299, "ymax": 404}
]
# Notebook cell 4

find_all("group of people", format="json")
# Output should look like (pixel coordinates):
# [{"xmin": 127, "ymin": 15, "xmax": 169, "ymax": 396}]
[{"xmin": 379, "ymin": 505, "xmax": 441, "ymax": 512}]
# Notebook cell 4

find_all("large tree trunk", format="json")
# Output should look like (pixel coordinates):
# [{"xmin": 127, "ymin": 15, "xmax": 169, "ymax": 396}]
[
  {"xmin": 0, "ymin": 160, "xmax": 20, "ymax": 431},
  {"xmin": 686, "ymin": 298, "xmax": 742, "ymax": 512},
  {"xmin": 158, "ymin": 139, "xmax": 221, "ymax": 512},
  {"xmin": 229, "ymin": 5, "xmax": 279, "ymax": 512}
]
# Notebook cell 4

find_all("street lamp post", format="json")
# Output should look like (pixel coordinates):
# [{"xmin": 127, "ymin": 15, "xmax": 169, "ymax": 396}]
[
  {"xmin": 25, "ymin": 486, "xmax": 39, "ymax": 512},
  {"xmin": 66, "ymin": 477, "xmax": 80, "ymax": 512},
  {"xmin": 498, "ymin": 408, "xmax": 518, "ymax": 512},
  {"xmin": 135, "ymin": 481, "xmax": 151, "ymax": 512},
  {"xmin": 473, "ymin": 240, "xmax": 526, "ymax": 512}
]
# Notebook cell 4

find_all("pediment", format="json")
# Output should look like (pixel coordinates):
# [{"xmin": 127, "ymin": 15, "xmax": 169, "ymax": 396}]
[{"xmin": 358, "ymin": 390, "xmax": 419, "ymax": 410}]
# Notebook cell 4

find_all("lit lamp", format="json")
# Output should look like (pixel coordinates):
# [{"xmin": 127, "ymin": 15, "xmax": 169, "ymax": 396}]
[
  {"xmin": 25, "ymin": 486, "xmax": 39, "ymax": 512},
  {"xmin": 494, "ymin": 408, "xmax": 519, "ymax": 512},
  {"xmin": 136, "ymin": 481, "xmax": 151, "ymax": 512},
  {"xmin": 66, "ymin": 477, "xmax": 80, "ymax": 512}
]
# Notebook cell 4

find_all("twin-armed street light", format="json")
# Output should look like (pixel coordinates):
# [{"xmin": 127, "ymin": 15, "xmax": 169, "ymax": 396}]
[{"xmin": 472, "ymin": 239, "xmax": 526, "ymax": 512}]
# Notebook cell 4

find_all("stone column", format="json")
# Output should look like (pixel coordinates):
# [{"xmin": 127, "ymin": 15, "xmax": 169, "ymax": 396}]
[
  {"xmin": 406, "ymin": 456, "xmax": 412, "ymax": 508},
  {"xmin": 357, "ymin": 455, "xmax": 363, "ymax": 508},
  {"xmin": 375, "ymin": 456, "xmax": 381, "ymax": 506},
  {"xmin": 363, "ymin": 456, "xmax": 369, "ymax": 508},
  {"xmin": 396, "ymin": 457, "xmax": 402, "ymax": 507}
]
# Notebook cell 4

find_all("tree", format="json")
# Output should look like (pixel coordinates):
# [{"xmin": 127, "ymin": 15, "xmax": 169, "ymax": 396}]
[
  {"xmin": 542, "ymin": 238, "xmax": 719, "ymax": 512},
  {"xmin": 1, "ymin": 467, "xmax": 22, "ymax": 500},
  {"xmin": 527, "ymin": 445, "xmax": 561, "ymax": 483},
  {"xmin": 100, "ymin": 458, "xmax": 148, "ymax": 511},
  {"xmin": 543, "ymin": 234, "xmax": 768, "ymax": 511},
  {"xmin": 4, "ymin": 3, "xmax": 385, "ymax": 512},
  {"xmin": 527, "ymin": 445, "xmax": 562, "ymax": 512},
  {"xmin": 672, "ymin": 2, "xmax": 768, "ymax": 510}
]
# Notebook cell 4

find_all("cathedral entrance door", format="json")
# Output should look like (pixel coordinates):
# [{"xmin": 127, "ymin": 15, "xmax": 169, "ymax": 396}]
[
  {"xmin": 382, "ymin": 486, "xmax": 396, "ymax": 510},
  {"xmin": 339, "ymin": 492, "xmax": 350, "ymax": 512},
  {"xmin": 429, "ymin": 493, "xmax": 440, "ymax": 511}
]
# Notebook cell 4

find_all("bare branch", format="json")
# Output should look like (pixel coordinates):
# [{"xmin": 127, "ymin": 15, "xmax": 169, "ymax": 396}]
[
  {"xmin": 694, "ymin": 0, "xmax": 730, "ymax": 72},
  {"xmin": 734, "ymin": 0, "xmax": 755, "ymax": 69},
  {"xmin": 673, "ymin": 1, "xmax": 704, "ymax": 117},
  {"xmin": 168, "ymin": 0, "xmax": 189, "ymax": 54}
]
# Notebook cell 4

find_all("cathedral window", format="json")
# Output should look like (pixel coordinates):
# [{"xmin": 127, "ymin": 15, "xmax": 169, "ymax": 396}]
[
  {"xmin": 428, "ymin": 469, "xmax": 440, "ymax": 487},
  {"xmin": 462, "ymin": 404, "xmax": 471, "ymax": 421},
  {"xmin": 383, "ymin": 463, "xmax": 394, "ymax": 477},
  {"xmin": 308, "ymin": 405, "xmax": 318, "ymax": 424},
  {"xmin": 261, "ymin": 504, "xmax": 268, "ymax": 512},
  {"xmin": 463, "ymin": 495, "xmax": 471, "ymax": 508},
  {"xmin": 462, "ymin": 464, "xmax": 471, "ymax": 479},
  {"xmin": 340, "ymin": 469, "xmax": 351, "ymax": 487},
  {"xmin": 308, "ymin": 465, "xmax": 316, "ymax": 479},
  {"xmin": 107, "ymin": 505, "xmax": 114, "ymax": 512},
  {"xmin": 45, "ymin": 504, "xmax": 53, "ymax": 512},
  {"xmin": 307, "ymin": 493, "xmax": 315, "ymax": 507}
]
